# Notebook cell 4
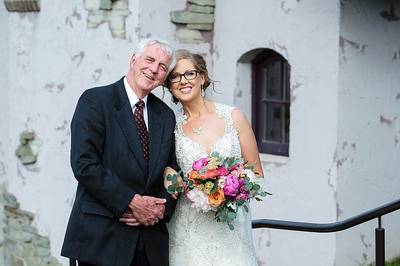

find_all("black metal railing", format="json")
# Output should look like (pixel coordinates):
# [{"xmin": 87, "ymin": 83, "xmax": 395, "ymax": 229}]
[{"xmin": 252, "ymin": 198, "xmax": 400, "ymax": 266}]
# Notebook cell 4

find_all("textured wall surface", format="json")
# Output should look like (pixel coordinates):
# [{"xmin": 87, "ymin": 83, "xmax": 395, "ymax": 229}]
[
  {"xmin": 336, "ymin": 0, "xmax": 400, "ymax": 265},
  {"xmin": 213, "ymin": 0, "xmax": 340, "ymax": 265},
  {"xmin": 1, "ymin": 0, "xmax": 399, "ymax": 265},
  {"xmin": 0, "ymin": 185, "xmax": 61, "ymax": 266},
  {"xmin": 2, "ymin": 1, "xmax": 141, "ymax": 264}
]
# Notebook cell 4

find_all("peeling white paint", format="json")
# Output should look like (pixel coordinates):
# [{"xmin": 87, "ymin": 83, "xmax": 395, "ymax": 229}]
[{"xmin": 337, "ymin": 0, "xmax": 400, "ymax": 265}]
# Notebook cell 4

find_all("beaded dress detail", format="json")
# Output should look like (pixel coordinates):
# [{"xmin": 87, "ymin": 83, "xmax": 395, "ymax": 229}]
[{"xmin": 168, "ymin": 102, "xmax": 258, "ymax": 266}]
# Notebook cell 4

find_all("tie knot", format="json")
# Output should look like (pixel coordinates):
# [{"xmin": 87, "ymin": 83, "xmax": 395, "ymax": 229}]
[{"xmin": 135, "ymin": 100, "xmax": 145, "ymax": 110}]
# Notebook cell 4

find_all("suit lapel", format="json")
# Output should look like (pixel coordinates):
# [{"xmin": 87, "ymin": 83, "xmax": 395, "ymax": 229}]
[
  {"xmin": 113, "ymin": 79, "xmax": 147, "ymax": 174},
  {"xmin": 147, "ymin": 94, "xmax": 164, "ymax": 183}
]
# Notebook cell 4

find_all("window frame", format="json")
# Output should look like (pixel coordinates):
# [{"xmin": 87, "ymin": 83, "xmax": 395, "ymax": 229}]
[{"xmin": 251, "ymin": 50, "xmax": 290, "ymax": 156}]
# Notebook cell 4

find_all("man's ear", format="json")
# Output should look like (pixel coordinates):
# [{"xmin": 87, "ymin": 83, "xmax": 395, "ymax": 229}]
[{"xmin": 130, "ymin": 54, "xmax": 136, "ymax": 67}]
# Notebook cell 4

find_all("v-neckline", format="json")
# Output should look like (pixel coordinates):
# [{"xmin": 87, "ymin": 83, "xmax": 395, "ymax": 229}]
[{"xmin": 178, "ymin": 103, "xmax": 228, "ymax": 155}]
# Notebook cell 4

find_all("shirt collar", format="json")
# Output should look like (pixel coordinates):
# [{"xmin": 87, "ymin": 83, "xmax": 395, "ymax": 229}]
[{"xmin": 123, "ymin": 76, "xmax": 148, "ymax": 108}]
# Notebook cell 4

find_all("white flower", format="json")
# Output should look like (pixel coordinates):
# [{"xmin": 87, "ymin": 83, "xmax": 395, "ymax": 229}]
[
  {"xmin": 217, "ymin": 177, "xmax": 226, "ymax": 189},
  {"xmin": 244, "ymin": 169, "xmax": 258, "ymax": 182},
  {"xmin": 185, "ymin": 188, "xmax": 212, "ymax": 212}
]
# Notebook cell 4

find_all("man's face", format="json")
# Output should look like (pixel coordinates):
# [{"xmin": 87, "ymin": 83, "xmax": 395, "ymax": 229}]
[{"xmin": 128, "ymin": 44, "xmax": 172, "ymax": 95}]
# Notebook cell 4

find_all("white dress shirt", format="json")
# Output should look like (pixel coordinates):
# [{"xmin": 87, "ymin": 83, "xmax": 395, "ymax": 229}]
[{"xmin": 124, "ymin": 77, "xmax": 148, "ymax": 129}]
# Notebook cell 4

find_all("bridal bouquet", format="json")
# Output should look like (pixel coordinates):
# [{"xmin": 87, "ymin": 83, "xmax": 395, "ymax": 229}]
[{"xmin": 167, "ymin": 152, "xmax": 269, "ymax": 230}]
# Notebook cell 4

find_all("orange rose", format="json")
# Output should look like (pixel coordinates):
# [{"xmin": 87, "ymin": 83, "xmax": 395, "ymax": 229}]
[
  {"xmin": 188, "ymin": 170, "xmax": 200, "ymax": 180},
  {"xmin": 208, "ymin": 189, "xmax": 225, "ymax": 207},
  {"xmin": 188, "ymin": 171, "xmax": 205, "ymax": 185},
  {"xmin": 204, "ymin": 169, "xmax": 219, "ymax": 179}
]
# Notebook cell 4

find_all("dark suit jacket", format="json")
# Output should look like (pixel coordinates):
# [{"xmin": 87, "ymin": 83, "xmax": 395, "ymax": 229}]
[{"xmin": 61, "ymin": 78, "xmax": 178, "ymax": 266}]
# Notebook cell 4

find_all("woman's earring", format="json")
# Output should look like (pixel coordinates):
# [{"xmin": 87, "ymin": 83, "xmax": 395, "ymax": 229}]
[{"xmin": 201, "ymin": 84, "xmax": 205, "ymax": 97}]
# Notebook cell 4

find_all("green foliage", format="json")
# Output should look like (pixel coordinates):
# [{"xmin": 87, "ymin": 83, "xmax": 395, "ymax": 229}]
[
  {"xmin": 385, "ymin": 257, "xmax": 400, "ymax": 266},
  {"xmin": 166, "ymin": 173, "xmax": 184, "ymax": 194}
]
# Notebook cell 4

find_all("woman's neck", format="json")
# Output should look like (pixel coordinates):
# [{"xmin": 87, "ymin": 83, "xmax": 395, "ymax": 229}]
[{"xmin": 182, "ymin": 98, "xmax": 209, "ymax": 119}]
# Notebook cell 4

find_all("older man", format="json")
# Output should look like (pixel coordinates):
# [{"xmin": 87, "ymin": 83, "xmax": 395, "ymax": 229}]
[{"xmin": 62, "ymin": 37, "xmax": 178, "ymax": 266}]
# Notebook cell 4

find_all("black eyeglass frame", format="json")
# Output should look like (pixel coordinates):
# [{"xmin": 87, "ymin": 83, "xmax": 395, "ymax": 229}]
[{"xmin": 168, "ymin": 70, "xmax": 200, "ymax": 83}]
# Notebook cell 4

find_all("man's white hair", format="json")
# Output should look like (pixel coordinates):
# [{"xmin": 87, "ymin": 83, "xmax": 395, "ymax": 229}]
[{"xmin": 135, "ymin": 36, "xmax": 176, "ymax": 73}]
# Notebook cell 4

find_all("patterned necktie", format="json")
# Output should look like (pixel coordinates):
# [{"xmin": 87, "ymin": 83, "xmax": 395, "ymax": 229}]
[{"xmin": 134, "ymin": 100, "xmax": 149, "ymax": 162}]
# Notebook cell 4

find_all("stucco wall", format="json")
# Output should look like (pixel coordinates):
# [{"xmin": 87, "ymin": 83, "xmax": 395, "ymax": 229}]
[
  {"xmin": 0, "ymin": 1, "xmax": 9, "ymax": 185},
  {"xmin": 3, "ymin": 1, "xmax": 142, "ymax": 264},
  {"xmin": 336, "ymin": 0, "xmax": 400, "ymax": 265},
  {"xmin": 213, "ymin": 0, "xmax": 340, "ymax": 265}
]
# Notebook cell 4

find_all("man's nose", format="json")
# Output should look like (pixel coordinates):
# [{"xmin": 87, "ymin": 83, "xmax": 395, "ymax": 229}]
[{"xmin": 149, "ymin": 63, "xmax": 158, "ymax": 73}]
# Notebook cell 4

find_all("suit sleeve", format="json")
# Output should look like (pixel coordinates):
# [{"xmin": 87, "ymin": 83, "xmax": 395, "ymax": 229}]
[
  {"xmin": 158, "ymin": 114, "xmax": 180, "ymax": 222},
  {"xmin": 70, "ymin": 91, "xmax": 134, "ymax": 217}
]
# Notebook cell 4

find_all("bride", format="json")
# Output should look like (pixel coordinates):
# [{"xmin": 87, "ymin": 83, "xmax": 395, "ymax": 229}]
[{"xmin": 164, "ymin": 49, "xmax": 264, "ymax": 266}]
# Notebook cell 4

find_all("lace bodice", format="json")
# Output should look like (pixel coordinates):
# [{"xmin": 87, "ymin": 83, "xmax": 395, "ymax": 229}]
[
  {"xmin": 168, "ymin": 102, "xmax": 258, "ymax": 266},
  {"xmin": 174, "ymin": 102, "xmax": 242, "ymax": 175}
]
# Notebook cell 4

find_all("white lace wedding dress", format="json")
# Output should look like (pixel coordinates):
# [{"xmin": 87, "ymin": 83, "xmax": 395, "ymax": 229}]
[{"xmin": 168, "ymin": 102, "xmax": 258, "ymax": 266}]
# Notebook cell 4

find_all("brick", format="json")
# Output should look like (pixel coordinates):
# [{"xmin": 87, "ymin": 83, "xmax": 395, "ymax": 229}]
[
  {"xmin": 171, "ymin": 11, "xmax": 214, "ymax": 24},
  {"xmin": 187, "ymin": 23, "xmax": 213, "ymax": 31},
  {"xmin": 189, "ymin": 4, "xmax": 214, "ymax": 13},
  {"xmin": 187, "ymin": 0, "xmax": 215, "ymax": 7}
]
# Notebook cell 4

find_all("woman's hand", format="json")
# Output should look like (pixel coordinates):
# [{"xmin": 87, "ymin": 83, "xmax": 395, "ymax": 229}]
[{"xmin": 164, "ymin": 167, "xmax": 183, "ymax": 199}]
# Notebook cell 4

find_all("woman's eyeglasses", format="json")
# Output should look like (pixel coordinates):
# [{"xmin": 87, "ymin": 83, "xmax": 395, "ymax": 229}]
[{"xmin": 168, "ymin": 70, "xmax": 199, "ymax": 83}]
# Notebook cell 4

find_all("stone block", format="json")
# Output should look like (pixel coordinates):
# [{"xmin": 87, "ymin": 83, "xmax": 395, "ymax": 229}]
[
  {"xmin": 4, "ymin": 0, "xmax": 40, "ymax": 12},
  {"xmin": 171, "ymin": 11, "xmax": 214, "ymax": 24},
  {"xmin": 36, "ymin": 246, "xmax": 50, "ymax": 257},
  {"xmin": 188, "ymin": 0, "xmax": 215, "ymax": 7},
  {"xmin": 99, "ymin": 0, "xmax": 112, "ymax": 10},
  {"xmin": 10, "ymin": 229, "xmax": 33, "ymax": 242},
  {"xmin": 189, "ymin": 4, "xmax": 214, "ymax": 13},
  {"xmin": 83, "ymin": 0, "xmax": 102, "ymax": 11},
  {"xmin": 187, "ymin": 23, "xmax": 213, "ymax": 31},
  {"xmin": 176, "ymin": 29, "xmax": 204, "ymax": 44},
  {"xmin": 87, "ymin": 11, "xmax": 108, "ymax": 28},
  {"xmin": 11, "ymin": 255, "xmax": 25, "ymax": 266},
  {"xmin": 33, "ymin": 235, "xmax": 49, "ymax": 248},
  {"xmin": 112, "ymin": 0, "xmax": 129, "ymax": 10},
  {"xmin": 21, "ymin": 224, "xmax": 37, "ymax": 234},
  {"xmin": 4, "ymin": 193, "xmax": 18, "ymax": 209}
]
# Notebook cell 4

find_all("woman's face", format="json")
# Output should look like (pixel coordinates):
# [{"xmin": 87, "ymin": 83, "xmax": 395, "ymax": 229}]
[{"xmin": 168, "ymin": 59, "xmax": 205, "ymax": 104}]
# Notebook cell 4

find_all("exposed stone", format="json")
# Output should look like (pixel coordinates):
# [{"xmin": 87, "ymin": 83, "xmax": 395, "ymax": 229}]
[
  {"xmin": 84, "ymin": 0, "xmax": 130, "ymax": 39},
  {"xmin": 189, "ymin": 4, "xmax": 214, "ymax": 13},
  {"xmin": 187, "ymin": 23, "xmax": 213, "ymax": 31},
  {"xmin": 176, "ymin": 29, "xmax": 204, "ymax": 43},
  {"xmin": 171, "ymin": 11, "xmax": 214, "ymax": 24},
  {"xmin": 4, "ymin": 0, "xmax": 40, "ymax": 12},
  {"xmin": 0, "ymin": 186, "xmax": 62, "ymax": 266},
  {"xmin": 4, "ymin": 193, "xmax": 18, "ymax": 209},
  {"xmin": 188, "ymin": 0, "xmax": 215, "ymax": 7},
  {"xmin": 15, "ymin": 131, "xmax": 39, "ymax": 165},
  {"xmin": 33, "ymin": 235, "xmax": 50, "ymax": 248},
  {"xmin": 99, "ymin": 0, "xmax": 112, "ymax": 10},
  {"xmin": 87, "ymin": 10, "xmax": 108, "ymax": 28},
  {"xmin": 83, "ymin": 0, "xmax": 102, "ymax": 11},
  {"xmin": 11, "ymin": 255, "xmax": 25, "ymax": 266}
]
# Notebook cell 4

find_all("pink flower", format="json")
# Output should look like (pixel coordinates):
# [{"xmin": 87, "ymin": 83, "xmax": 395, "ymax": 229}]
[
  {"xmin": 192, "ymin": 157, "xmax": 208, "ymax": 171},
  {"xmin": 230, "ymin": 163, "xmax": 243, "ymax": 171},
  {"xmin": 236, "ymin": 185, "xmax": 250, "ymax": 201},
  {"xmin": 217, "ymin": 166, "xmax": 229, "ymax": 176},
  {"xmin": 223, "ymin": 174, "xmax": 240, "ymax": 197}
]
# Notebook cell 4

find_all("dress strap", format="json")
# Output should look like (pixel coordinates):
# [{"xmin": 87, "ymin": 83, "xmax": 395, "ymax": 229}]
[{"xmin": 214, "ymin": 102, "xmax": 236, "ymax": 134}]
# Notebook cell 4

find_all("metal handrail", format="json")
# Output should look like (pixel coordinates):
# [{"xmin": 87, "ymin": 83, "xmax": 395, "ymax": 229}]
[
  {"xmin": 252, "ymin": 198, "xmax": 400, "ymax": 232},
  {"xmin": 252, "ymin": 198, "xmax": 400, "ymax": 266}
]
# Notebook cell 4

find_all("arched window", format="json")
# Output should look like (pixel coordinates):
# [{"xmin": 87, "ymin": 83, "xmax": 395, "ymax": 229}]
[{"xmin": 252, "ymin": 50, "xmax": 290, "ymax": 156}]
